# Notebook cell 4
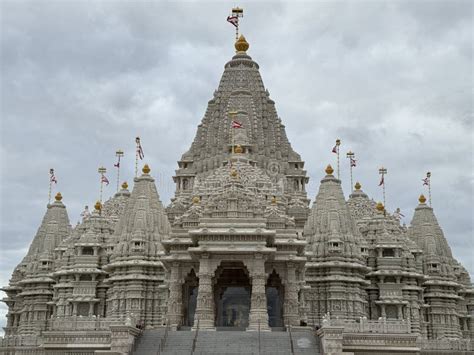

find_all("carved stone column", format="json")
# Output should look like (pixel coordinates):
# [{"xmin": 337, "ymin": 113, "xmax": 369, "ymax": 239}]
[
  {"xmin": 166, "ymin": 262, "xmax": 183, "ymax": 328},
  {"xmin": 248, "ymin": 256, "xmax": 270, "ymax": 331},
  {"xmin": 193, "ymin": 256, "xmax": 215, "ymax": 330},
  {"xmin": 283, "ymin": 262, "xmax": 300, "ymax": 326}
]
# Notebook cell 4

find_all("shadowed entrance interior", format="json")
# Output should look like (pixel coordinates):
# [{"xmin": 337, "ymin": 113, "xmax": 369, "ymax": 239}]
[
  {"xmin": 214, "ymin": 262, "xmax": 251, "ymax": 328},
  {"xmin": 266, "ymin": 270, "xmax": 284, "ymax": 328}
]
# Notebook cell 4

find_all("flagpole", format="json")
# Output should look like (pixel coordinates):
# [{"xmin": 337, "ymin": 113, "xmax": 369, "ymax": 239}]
[
  {"xmin": 232, "ymin": 7, "xmax": 244, "ymax": 41},
  {"xmin": 48, "ymin": 169, "xmax": 53, "ymax": 204},
  {"xmin": 98, "ymin": 166, "xmax": 107, "ymax": 203},
  {"xmin": 135, "ymin": 138, "xmax": 139, "ymax": 178},
  {"xmin": 427, "ymin": 171, "xmax": 432, "ymax": 206},
  {"xmin": 336, "ymin": 139, "xmax": 341, "ymax": 180},
  {"xmin": 379, "ymin": 167, "xmax": 387, "ymax": 208},
  {"xmin": 115, "ymin": 149, "xmax": 124, "ymax": 193},
  {"xmin": 346, "ymin": 151, "xmax": 355, "ymax": 192}
]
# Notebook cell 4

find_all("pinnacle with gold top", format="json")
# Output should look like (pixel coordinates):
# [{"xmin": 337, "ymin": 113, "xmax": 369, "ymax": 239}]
[
  {"xmin": 325, "ymin": 164, "xmax": 334, "ymax": 175},
  {"xmin": 94, "ymin": 201, "xmax": 102, "ymax": 211},
  {"xmin": 354, "ymin": 182, "xmax": 361, "ymax": 190},
  {"xmin": 376, "ymin": 202, "xmax": 384, "ymax": 212},
  {"xmin": 121, "ymin": 182, "xmax": 128, "ymax": 190},
  {"xmin": 55, "ymin": 192, "xmax": 63, "ymax": 202},
  {"xmin": 235, "ymin": 35, "xmax": 249, "ymax": 53},
  {"xmin": 419, "ymin": 194, "xmax": 427, "ymax": 204},
  {"xmin": 142, "ymin": 164, "xmax": 151, "ymax": 174}
]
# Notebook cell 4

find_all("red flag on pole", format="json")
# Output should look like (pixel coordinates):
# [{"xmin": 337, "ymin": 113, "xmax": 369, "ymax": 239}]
[
  {"xmin": 231, "ymin": 120, "xmax": 243, "ymax": 128},
  {"xmin": 50, "ymin": 169, "xmax": 58, "ymax": 184},
  {"xmin": 379, "ymin": 175, "xmax": 384, "ymax": 186},
  {"xmin": 227, "ymin": 15, "xmax": 238, "ymax": 27},
  {"xmin": 136, "ymin": 137, "xmax": 144, "ymax": 160},
  {"xmin": 101, "ymin": 175, "xmax": 110, "ymax": 185}
]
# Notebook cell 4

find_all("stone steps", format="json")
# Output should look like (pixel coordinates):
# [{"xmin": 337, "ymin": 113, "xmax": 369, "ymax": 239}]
[{"xmin": 132, "ymin": 328, "xmax": 320, "ymax": 355}]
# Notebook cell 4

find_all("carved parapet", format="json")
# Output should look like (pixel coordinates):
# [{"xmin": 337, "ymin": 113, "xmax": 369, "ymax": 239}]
[{"xmin": 108, "ymin": 325, "xmax": 141, "ymax": 354}]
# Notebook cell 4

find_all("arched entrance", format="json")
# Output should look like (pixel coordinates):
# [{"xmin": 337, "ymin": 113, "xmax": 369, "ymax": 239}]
[
  {"xmin": 214, "ymin": 261, "xmax": 251, "ymax": 328},
  {"xmin": 183, "ymin": 269, "xmax": 199, "ymax": 327},
  {"xmin": 266, "ymin": 270, "xmax": 284, "ymax": 328}
]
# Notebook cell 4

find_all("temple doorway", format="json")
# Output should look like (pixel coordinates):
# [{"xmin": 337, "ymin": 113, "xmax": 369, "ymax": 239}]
[
  {"xmin": 266, "ymin": 270, "xmax": 284, "ymax": 327},
  {"xmin": 183, "ymin": 269, "xmax": 199, "ymax": 327},
  {"xmin": 214, "ymin": 262, "xmax": 251, "ymax": 328}
]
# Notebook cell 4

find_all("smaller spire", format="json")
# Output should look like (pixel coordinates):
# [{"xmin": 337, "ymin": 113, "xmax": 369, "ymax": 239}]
[
  {"xmin": 325, "ymin": 164, "xmax": 334, "ymax": 175},
  {"xmin": 142, "ymin": 164, "xmax": 151, "ymax": 174},
  {"xmin": 354, "ymin": 182, "xmax": 361, "ymax": 190},
  {"xmin": 418, "ymin": 194, "xmax": 427, "ymax": 204},
  {"xmin": 55, "ymin": 192, "xmax": 63, "ymax": 202},
  {"xmin": 235, "ymin": 34, "xmax": 249, "ymax": 52},
  {"xmin": 122, "ymin": 181, "xmax": 128, "ymax": 190}
]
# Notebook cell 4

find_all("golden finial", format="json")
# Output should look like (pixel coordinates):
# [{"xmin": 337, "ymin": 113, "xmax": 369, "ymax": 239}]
[
  {"xmin": 234, "ymin": 144, "xmax": 243, "ymax": 154},
  {"xmin": 325, "ymin": 164, "xmax": 334, "ymax": 175},
  {"xmin": 192, "ymin": 196, "xmax": 200, "ymax": 204},
  {"xmin": 54, "ymin": 192, "xmax": 63, "ymax": 202},
  {"xmin": 376, "ymin": 201, "xmax": 384, "ymax": 212},
  {"xmin": 354, "ymin": 182, "xmax": 361, "ymax": 190},
  {"xmin": 419, "ymin": 194, "xmax": 427, "ymax": 204},
  {"xmin": 271, "ymin": 196, "xmax": 277, "ymax": 204},
  {"xmin": 235, "ymin": 34, "xmax": 249, "ymax": 52},
  {"xmin": 230, "ymin": 169, "xmax": 238, "ymax": 178},
  {"xmin": 94, "ymin": 201, "xmax": 102, "ymax": 211},
  {"xmin": 142, "ymin": 164, "xmax": 150, "ymax": 174},
  {"xmin": 121, "ymin": 181, "xmax": 128, "ymax": 190}
]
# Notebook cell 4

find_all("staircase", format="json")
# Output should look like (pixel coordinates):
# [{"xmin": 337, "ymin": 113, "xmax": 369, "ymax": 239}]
[{"xmin": 132, "ymin": 328, "xmax": 320, "ymax": 355}]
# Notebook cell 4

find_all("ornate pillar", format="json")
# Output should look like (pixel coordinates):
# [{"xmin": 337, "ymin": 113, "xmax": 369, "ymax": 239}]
[
  {"xmin": 248, "ymin": 255, "xmax": 270, "ymax": 331},
  {"xmin": 284, "ymin": 262, "xmax": 300, "ymax": 327},
  {"xmin": 193, "ymin": 255, "xmax": 215, "ymax": 330},
  {"xmin": 166, "ymin": 262, "xmax": 183, "ymax": 328}
]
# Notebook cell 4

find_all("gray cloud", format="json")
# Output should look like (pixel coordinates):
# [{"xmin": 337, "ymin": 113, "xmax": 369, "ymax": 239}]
[{"xmin": 1, "ymin": 0, "xmax": 472, "ymax": 334}]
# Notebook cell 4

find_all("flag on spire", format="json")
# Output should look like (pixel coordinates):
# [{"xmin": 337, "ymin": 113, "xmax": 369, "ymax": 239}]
[
  {"xmin": 231, "ymin": 120, "xmax": 243, "ymax": 128},
  {"xmin": 331, "ymin": 144, "xmax": 338, "ymax": 154},
  {"xmin": 114, "ymin": 159, "xmax": 120, "ymax": 168},
  {"xmin": 227, "ymin": 15, "xmax": 238, "ymax": 27},
  {"xmin": 379, "ymin": 175, "xmax": 384, "ymax": 186},
  {"xmin": 50, "ymin": 168, "xmax": 58, "ymax": 184},
  {"xmin": 422, "ymin": 177, "xmax": 429, "ymax": 186},
  {"xmin": 101, "ymin": 175, "xmax": 110, "ymax": 185},
  {"xmin": 350, "ymin": 157, "xmax": 357, "ymax": 167},
  {"xmin": 136, "ymin": 137, "xmax": 144, "ymax": 160}
]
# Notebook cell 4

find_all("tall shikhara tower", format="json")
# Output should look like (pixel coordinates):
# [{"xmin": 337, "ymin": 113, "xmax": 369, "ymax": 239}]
[
  {"xmin": 1, "ymin": 29, "xmax": 473, "ymax": 355},
  {"xmin": 167, "ymin": 35, "xmax": 310, "ymax": 229}
]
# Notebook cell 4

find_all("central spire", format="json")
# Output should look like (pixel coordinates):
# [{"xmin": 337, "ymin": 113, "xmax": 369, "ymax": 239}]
[{"xmin": 171, "ymin": 34, "xmax": 309, "ymax": 219}]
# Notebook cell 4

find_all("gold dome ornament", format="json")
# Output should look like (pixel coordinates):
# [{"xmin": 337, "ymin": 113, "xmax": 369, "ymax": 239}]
[
  {"xmin": 325, "ymin": 164, "xmax": 334, "ymax": 175},
  {"xmin": 376, "ymin": 202, "xmax": 384, "ymax": 212},
  {"xmin": 142, "ymin": 164, "xmax": 151, "ymax": 174},
  {"xmin": 234, "ymin": 144, "xmax": 243, "ymax": 154},
  {"xmin": 230, "ymin": 169, "xmax": 238, "ymax": 178},
  {"xmin": 419, "ymin": 194, "xmax": 427, "ymax": 204},
  {"xmin": 192, "ymin": 196, "xmax": 200, "ymax": 204},
  {"xmin": 94, "ymin": 201, "xmax": 102, "ymax": 211},
  {"xmin": 55, "ymin": 192, "xmax": 63, "ymax": 202},
  {"xmin": 235, "ymin": 35, "xmax": 249, "ymax": 53},
  {"xmin": 354, "ymin": 182, "xmax": 361, "ymax": 190},
  {"xmin": 121, "ymin": 182, "xmax": 128, "ymax": 190},
  {"xmin": 271, "ymin": 196, "xmax": 277, "ymax": 205}
]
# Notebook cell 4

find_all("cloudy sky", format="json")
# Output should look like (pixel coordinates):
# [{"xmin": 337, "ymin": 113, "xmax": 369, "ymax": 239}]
[{"xmin": 0, "ymin": 0, "xmax": 472, "ymax": 333}]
